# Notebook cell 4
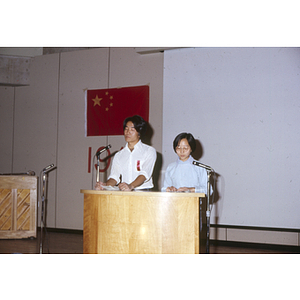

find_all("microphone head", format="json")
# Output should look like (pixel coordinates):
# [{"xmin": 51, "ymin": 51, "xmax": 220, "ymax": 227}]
[
  {"xmin": 96, "ymin": 145, "xmax": 112, "ymax": 156},
  {"xmin": 193, "ymin": 160, "xmax": 214, "ymax": 171},
  {"xmin": 43, "ymin": 164, "xmax": 55, "ymax": 173}
]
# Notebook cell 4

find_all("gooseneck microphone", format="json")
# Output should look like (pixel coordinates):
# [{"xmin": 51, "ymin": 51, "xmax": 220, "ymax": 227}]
[
  {"xmin": 96, "ymin": 144, "xmax": 111, "ymax": 156},
  {"xmin": 192, "ymin": 161, "xmax": 214, "ymax": 171},
  {"xmin": 193, "ymin": 160, "xmax": 215, "ymax": 254}
]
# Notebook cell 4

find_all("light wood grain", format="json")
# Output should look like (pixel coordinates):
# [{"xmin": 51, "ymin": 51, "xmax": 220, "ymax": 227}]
[
  {"xmin": 0, "ymin": 176, "xmax": 37, "ymax": 239},
  {"xmin": 81, "ymin": 190, "xmax": 206, "ymax": 254}
]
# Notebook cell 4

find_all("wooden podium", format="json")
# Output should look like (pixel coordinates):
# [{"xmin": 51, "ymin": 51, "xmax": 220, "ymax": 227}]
[{"xmin": 81, "ymin": 190, "xmax": 206, "ymax": 254}]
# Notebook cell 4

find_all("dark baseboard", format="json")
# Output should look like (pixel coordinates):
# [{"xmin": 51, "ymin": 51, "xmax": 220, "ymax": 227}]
[
  {"xmin": 210, "ymin": 223, "xmax": 300, "ymax": 233},
  {"xmin": 210, "ymin": 239, "xmax": 300, "ymax": 253},
  {"xmin": 38, "ymin": 227, "xmax": 83, "ymax": 235}
]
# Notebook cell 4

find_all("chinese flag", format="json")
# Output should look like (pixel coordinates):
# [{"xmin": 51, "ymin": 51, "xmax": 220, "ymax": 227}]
[{"xmin": 86, "ymin": 85, "xmax": 149, "ymax": 136}]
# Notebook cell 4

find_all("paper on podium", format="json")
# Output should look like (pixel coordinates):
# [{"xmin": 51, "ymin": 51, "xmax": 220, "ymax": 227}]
[{"xmin": 101, "ymin": 185, "xmax": 120, "ymax": 191}]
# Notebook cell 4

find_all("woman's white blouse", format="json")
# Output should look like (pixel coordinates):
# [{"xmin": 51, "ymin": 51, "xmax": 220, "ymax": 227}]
[{"xmin": 161, "ymin": 155, "xmax": 209, "ymax": 193}]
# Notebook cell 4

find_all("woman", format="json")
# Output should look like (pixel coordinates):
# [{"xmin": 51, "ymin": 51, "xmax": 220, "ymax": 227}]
[
  {"xmin": 95, "ymin": 115, "xmax": 157, "ymax": 191},
  {"xmin": 161, "ymin": 132, "xmax": 208, "ymax": 193}
]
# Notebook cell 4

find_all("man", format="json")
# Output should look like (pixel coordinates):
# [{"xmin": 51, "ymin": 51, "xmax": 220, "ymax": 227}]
[{"xmin": 95, "ymin": 115, "xmax": 157, "ymax": 191}]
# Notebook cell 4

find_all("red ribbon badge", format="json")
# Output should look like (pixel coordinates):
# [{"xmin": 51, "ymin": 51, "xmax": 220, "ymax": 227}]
[{"xmin": 137, "ymin": 160, "xmax": 141, "ymax": 171}]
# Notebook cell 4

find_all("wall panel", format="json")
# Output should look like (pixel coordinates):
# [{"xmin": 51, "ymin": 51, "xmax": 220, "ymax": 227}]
[
  {"xmin": 109, "ymin": 48, "xmax": 164, "ymax": 189},
  {"xmin": 0, "ymin": 87, "xmax": 14, "ymax": 173},
  {"xmin": 13, "ymin": 54, "xmax": 60, "ymax": 227},
  {"xmin": 163, "ymin": 47, "xmax": 300, "ymax": 229},
  {"xmin": 56, "ymin": 48, "xmax": 110, "ymax": 229}
]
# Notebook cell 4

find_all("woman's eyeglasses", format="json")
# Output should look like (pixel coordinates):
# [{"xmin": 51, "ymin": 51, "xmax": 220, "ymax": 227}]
[{"xmin": 176, "ymin": 146, "xmax": 190, "ymax": 152}]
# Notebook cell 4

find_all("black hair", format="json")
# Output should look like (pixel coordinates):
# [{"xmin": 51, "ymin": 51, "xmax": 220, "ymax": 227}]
[
  {"xmin": 123, "ymin": 115, "xmax": 147, "ymax": 138},
  {"xmin": 173, "ymin": 132, "xmax": 196, "ymax": 153}
]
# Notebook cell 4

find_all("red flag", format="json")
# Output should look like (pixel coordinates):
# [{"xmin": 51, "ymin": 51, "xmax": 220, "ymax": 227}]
[{"xmin": 86, "ymin": 85, "xmax": 149, "ymax": 136}]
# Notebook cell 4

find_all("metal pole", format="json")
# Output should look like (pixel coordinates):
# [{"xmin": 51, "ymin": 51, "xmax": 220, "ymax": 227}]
[
  {"xmin": 39, "ymin": 172, "xmax": 47, "ymax": 254},
  {"xmin": 39, "ymin": 164, "xmax": 55, "ymax": 254},
  {"xmin": 206, "ymin": 171, "xmax": 212, "ymax": 254},
  {"xmin": 96, "ymin": 156, "xmax": 100, "ymax": 183}
]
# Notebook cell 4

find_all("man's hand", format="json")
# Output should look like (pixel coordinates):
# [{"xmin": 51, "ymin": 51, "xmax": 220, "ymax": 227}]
[
  {"xmin": 95, "ymin": 182, "xmax": 105, "ymax": 191},
  {"xmin": 118, "ymin": 182, "xmax": 133, "ymax": 191}
]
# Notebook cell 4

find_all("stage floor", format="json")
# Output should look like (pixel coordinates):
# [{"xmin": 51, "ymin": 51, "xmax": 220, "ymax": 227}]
[{"xmin": 0, "ymin": 229, "xmax": 299, "ymax": 254}]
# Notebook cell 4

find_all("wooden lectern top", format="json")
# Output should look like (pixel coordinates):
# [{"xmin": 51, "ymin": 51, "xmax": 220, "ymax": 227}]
[{"xmin": 80, "ymin": 189, "xmax": 205, "ymax": 198}]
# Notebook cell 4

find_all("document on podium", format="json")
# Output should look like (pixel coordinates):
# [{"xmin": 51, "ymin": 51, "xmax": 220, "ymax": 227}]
[{"xmin": 101, "ymin": 185, "xmax": 120, "ymax": 191}]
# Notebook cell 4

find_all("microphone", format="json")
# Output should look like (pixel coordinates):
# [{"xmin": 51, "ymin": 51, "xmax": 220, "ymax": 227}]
[
  {"xmin": 193, "ymin": 161, "xmax": 214, "ymax": 171},
  {"xmin": 43, "ymin": 164, "xmax": 55, "ymax": 172},
  {"xmin": 27, "ymin": 170, "xmax": 35, "ymax": 176},
  {"xmin": 96, "ymin": 144, "xmax": 111, "ymax": 156}
]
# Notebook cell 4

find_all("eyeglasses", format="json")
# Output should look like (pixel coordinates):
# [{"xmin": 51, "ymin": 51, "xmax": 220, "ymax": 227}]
[{"xmin": 176, "ymin": 146, "xmax": 190, "ymax": 152}]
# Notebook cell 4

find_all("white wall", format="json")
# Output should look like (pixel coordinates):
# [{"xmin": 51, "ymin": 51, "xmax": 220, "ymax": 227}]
[
  {"xmin": 12, "ymin": 53, "xmax": 60, "ymax": 228},
  {"xmin": 162, "ymin": 47, "xmax": 300, "ymax": 229},
  {"xmin": 0, "ymin": 48, "xmax": 164, "ymax": 230}
]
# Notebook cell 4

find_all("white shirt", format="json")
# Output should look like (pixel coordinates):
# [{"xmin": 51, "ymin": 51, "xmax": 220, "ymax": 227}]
[{"xmin": 108, "ymin": 140, "xmax": 157, "ymax": 189}]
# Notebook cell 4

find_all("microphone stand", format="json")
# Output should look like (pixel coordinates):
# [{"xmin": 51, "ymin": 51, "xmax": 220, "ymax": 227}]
[
  {"xmin": 39, "ymin": 171, "xmax": 47, "ymax": 254},
  {"xmin": 39, "ymin": 165, "xmax": 55, "ymax": 254},
  {"xmin": 192, "ymin": 161, "xmax": 214, "ymax": 254},
  {"xmin": 205, "ymin": 169, "xmax": 212, "ymax": 254},
  {"xmin": 96, "ymin": 155, "xmax": 100, "ymax": 183},
  {"xmin": 95, "ymin": 145, "xmax": 111, "ymax": 184}
]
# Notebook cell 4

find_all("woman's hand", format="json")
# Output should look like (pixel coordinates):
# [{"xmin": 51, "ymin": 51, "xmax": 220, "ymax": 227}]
[
  {"xmin": 177, "ymin": 187, "xmax": 195, "ymax": 192},
  {"xmin": 166, "ymin": 186, "xmax": 177, "ymax": 192},
  {"xmin": 165, "ymin": 186, "xmax": 195, "ymax": 192}
]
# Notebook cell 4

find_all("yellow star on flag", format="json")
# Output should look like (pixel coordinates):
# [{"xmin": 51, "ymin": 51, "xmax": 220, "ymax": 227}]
[{"xmin": 92, "ymin": 95, "xmax": 102, "ymax": 106}]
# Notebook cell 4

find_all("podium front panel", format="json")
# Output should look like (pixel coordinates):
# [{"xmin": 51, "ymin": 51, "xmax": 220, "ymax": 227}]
[{"xmin": 81, "ymin": 190, "xmax": 206, "ymax": 254}]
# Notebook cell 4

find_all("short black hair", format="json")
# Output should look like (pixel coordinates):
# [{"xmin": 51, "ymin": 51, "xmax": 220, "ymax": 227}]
[
  {"xmin": 173, "ymin": 132, "xmax": 196, "ymax": 153},
  {"xmin": 123, "ymin": 115, "xmax": 147, "ymax": 138}
]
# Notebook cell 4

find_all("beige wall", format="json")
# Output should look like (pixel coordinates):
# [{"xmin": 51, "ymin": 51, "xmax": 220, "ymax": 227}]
[{"xmin": 0, "ymin": 47, "xmax": 164, "ymax": 230}]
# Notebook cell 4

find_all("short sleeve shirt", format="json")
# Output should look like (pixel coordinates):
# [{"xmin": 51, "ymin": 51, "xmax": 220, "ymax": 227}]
[{"xmin": 108, "ymin": 140, "xmax": 157, "ymax": 189}]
